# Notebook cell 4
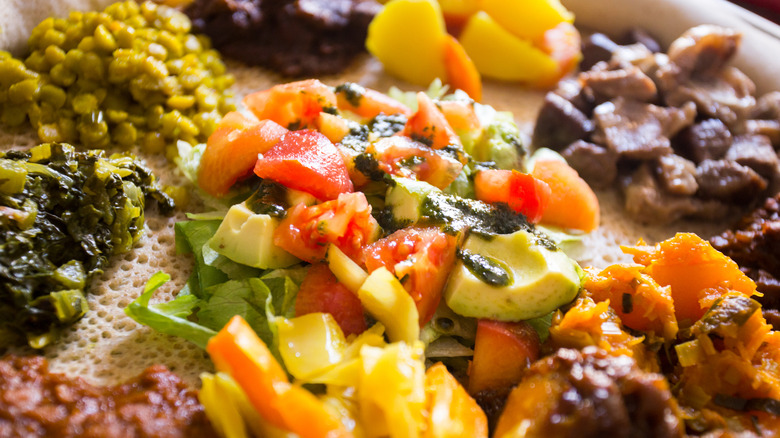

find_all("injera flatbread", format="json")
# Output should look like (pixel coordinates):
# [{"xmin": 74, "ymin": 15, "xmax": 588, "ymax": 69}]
[{"xmin": 0, "ymin": 0, "xmax": 778, "ymax": 387}]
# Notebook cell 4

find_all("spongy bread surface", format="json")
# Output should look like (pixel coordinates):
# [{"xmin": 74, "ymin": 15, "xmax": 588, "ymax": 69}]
[{"xmin": 0, "ymin": 0, "xmax": 775, "ymax": 387}]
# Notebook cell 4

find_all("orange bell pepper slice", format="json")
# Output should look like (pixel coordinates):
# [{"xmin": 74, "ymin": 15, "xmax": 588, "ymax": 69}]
[{"xmin": 206, "ymin": 315, "xmax": 352, "ymax": 438}]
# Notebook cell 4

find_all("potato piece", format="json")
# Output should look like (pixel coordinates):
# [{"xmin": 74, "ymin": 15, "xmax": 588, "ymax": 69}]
[
  {"xmin": 480, "ymin": 0, "xmax": 573, "ymax": 43},
  {"xmin": 459, "ymin": 11, "xmax": 558, "ymax": 83},
  {"xmin": 366, "ymin": 0, "xmax": 448, "ymax": 86}
]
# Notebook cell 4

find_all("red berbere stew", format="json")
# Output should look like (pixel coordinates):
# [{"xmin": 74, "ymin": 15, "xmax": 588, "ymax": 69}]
[{"xmin": 0, "ymin": 355, "xmax": 217, "ymax": 438}]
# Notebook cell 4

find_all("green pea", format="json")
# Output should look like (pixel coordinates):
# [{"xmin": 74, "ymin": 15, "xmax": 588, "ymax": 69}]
[
  {"xmin": 57, "ymin": 117, "xmax": 78, "ymax": 142},
  {"xmin": 26, "ymin": 102, "xmax": 42, "ymax": 127},
  {"xmin": 42, "ymin": 28, "xmax": 67, "ymax": 48},
  {"xmin": 72, "ymin": 93, "xmax": 98, "ymax": 115},
  {"xmin": 38, "ymin": 123, "xmax": 63, "ymax": 143},
  {"xmin": 194, "ymin": 84, "xmax": 217, "ymax": 111},
  {"xmin": 80, "ymin": 52, "xmax": 105, "ymax": 81},
  {"xmin": 39, "ymin": 85, "xmax": 67, "ymax": 109},
  {"xmin": 193, "ymin": 110, "xmax": 221, "ymax": 136},
  {"xmin": 62, "ymin": 48, "xmax": 83, "ymax": 69},
  {"xmin": 160, "ymin": 76, "xmax": 180, "ymax": 96},
  {"xmin": 77, "ymin": 35, "xmax": 96, "ymax": 52},
  {"xmin": 94, "ymin": 24, "xmax": 117, "ymax": 52},
  {"xmin": 106, "ymin": 108, "xmax": 128, "ymax": 123},
  {"xmin": 49, "ymin": 64, "xmax": 75, "ymax": 87},
  {"xmin": 1, "ymin": 106, "xmax": 27, "ymax": 126},
  {"xmin": 157, "ymin": 31, "xmax": 182, "ymax": 58},
  {"xmin": 146, "ymin": 104, "xmax": 164, "ymax": 129},
  {"xmin": 8, "ymin": 79, "xmax": 41, "ymax": 103},
  {"xmin": 160, "ymin": 109, "xmax": 182, "ymax": 137},
  {"xmin": 25, "ymin": 51, "xmax": 49, "ymax": 72},
  {"xmin": 178, "ymin": 115, "xmax": 199, "ymax": 138},
  {"xmin": 148, "ymin": 43, "xmax": 167, "ymax": 61},
  {"xmin": 142, "ymin": 131, "xmax": 166, "ymax": 153},
  {"xmin": 44, "ymin": 45, "xmax": 67, "ymax": 65},
  {"xmin": 143, "ymin": 56, "xmax": 169, "ymax": 79},
  {"xmin": 78, "ymin": 119, "xmax": 109, "ymax": 146},
  {"xmin": 0, "ymin": 59, "xmax": 36, "ymax": 88},
  {"xmin": 113, "ymin": 121, "xmax": 137, "ymax": 147},
  {"xmin": 166, "ymin": 95, "xmax": 195, "ymax": 111}
]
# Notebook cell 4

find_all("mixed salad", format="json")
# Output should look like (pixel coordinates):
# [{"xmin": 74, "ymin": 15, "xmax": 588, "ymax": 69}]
[{"xmin": 126, "ymin": 78, "xmax": 601, "ymax": 437}]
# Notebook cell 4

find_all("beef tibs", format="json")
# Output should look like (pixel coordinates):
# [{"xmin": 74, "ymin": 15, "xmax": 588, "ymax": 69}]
[
  {"xmin": 185, "ymin": 0, "xmax": 380, "ymax": 76},
  {"xmin": 711, "ymin": 193, "xmax": 780, "ymax": 314},
  {"xmin": 534, "ymin": 25, "xmax": 780, "ymax": 224}
]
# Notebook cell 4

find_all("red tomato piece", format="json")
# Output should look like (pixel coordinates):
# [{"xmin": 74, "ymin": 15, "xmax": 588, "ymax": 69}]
[
  {"xmin": 198, "ymin": 111, "xmax": 288, "ymax": 197},
  {"xmin": 468, "ymin": 319, "xmax": 541, "ymax": 396},
  {"xmin": 295, "ymin": 263, "xmax": 367, "ymax": 337},
  {"xmin": 363, "ymin": 227, "xmax": 458, "ymax": 325},
  {"xmin": 335, "ymin": 83, "xmax": 412, "ymax": 119},
  {"xmin": 474, "ymin": 169, "xmax": 551, "ymax": 223},
  {"xmin": 274, "ymin": 192, "xmax": 379, "ymax": 263},
  {"xmin": 438, "ymin": 100, "xmax": 481, "ymax": 134},
  {"xmin": 443, "ymin": 34, "xmax": 483, "ymax": 102},
  {"xmin": 367, "ymin": 136, "xmax": 464, "ymax": 189},
  {"xmin": 243, "ymin": 79, "xmax": 337, "ymax": 129},
  {"xmin": 254, "ymin": 130, "xmax": 353, "ymax": 201},
  {"xmin": 537, "ymin": 22, "xmax": 582, "ymax": 88},
  {"xmin": 404, "ymin": 92, "xmax": 462, "ymax": 150}
]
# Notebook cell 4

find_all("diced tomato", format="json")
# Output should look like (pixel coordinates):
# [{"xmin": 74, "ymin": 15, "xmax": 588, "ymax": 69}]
[
  {"xmin": 254, "ymin": 130, "xmax": 353, "ymax": 201},
  {"xmin": 474, "ymin": 169, "xmax": 551, "ymax": 223},
  {"xmin": 531, "ymin": 159, "xmax": 599, "ymax": 232},
  {"xmin": 335, "ymin": 83, "xmax": 412, "ymax": 119},
  {"xmin": 364, "ymin": 227, "xmax": 458, "ymax": 325},
  {"xmin": 537, "ymin": 22, "xmax": 582, "ymax": 88},
  {"xmin": 274, "ymin": 192, "xmax": 379, "ymax": 263},
  {"xmin": 197, "ymin": 112, "xmax": 288, "ymax": 197},
  {"xmin": 243, "ymin": 79, "xmax": 337, "ymax": 130},
  {"xmin": 443, "ymin": 34, "xmax": 483, "ymax": 102},
  {"xmin": 316, "ymin": 112, "xmax": 351, "ymax": 144},
  {"xmin": 404, "ymin": 92, "xmax": 462, "ymax": 150},
  {"xmin": 438, "ymin": 100, "xmax": 481, "ymax": 134},
  {"xmin": 468, "ymin": 319, "xmax": 540, "ymax": 396},
  {"xmin": 295, "ymin": 263, "xmax": 367, "ymax": 337},
  {"xmin": 367, "ymin": 136, "xmax": 464, "ymax": 189}
]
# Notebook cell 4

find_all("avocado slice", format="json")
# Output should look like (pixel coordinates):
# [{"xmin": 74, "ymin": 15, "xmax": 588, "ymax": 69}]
[
  {"xmin": 444, "ymin": 229, "xmax": 583, "ymax": 321},
  {"xmin": 208, "ymin": 202, "xmax": 299, "ymax": 269}
]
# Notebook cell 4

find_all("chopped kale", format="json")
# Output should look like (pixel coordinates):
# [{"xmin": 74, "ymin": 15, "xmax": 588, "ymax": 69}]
[{"xmin": 0, "ymin": 143, "xmax": 174, "ymax": 348}]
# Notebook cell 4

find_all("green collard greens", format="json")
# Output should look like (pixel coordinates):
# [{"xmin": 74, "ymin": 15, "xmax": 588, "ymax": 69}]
[{"xmin": 0, "ymin": 142, "xmax": 174, "ymax": 348}]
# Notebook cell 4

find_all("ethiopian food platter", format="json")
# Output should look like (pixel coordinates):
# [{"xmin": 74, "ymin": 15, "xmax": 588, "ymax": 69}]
[{"xmin": 2, "ymin": 0, "xmax": 780, "ymax": 436}]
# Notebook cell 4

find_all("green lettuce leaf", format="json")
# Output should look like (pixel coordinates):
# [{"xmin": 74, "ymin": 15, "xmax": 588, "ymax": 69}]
[
  {"xmin": 124, "ymin": 272, "xmax": 216, "ymax": 349},
  {"xmin": 197, "ymin": 278, "xmax": 276, "ymax": 345},
  {"xmin": 175, "ymin": 220, "xmax": 228, "ymax": 298}
]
